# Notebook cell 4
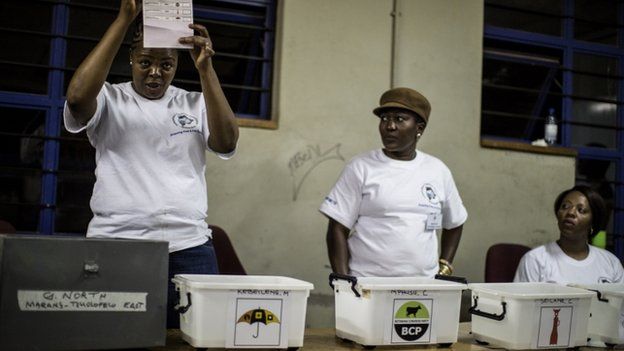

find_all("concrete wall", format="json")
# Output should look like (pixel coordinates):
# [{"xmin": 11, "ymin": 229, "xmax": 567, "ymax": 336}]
[{"xmin": 205, "ymin": 0, "xmax": 576, "ymax": 327}]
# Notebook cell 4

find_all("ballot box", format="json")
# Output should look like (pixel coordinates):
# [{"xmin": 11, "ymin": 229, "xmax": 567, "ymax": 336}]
[
  {"xmin": 570, "ymin": 283, "xmax": 624, "ymax": 345},
  {"xmin": 468, "ymin": 282, "xmax": 594, "ymax": 350},
  {"xmin": 0, "ymin": 234, "xmax": 169, "ymax": 350},
  {"xmin": 330, "ymin": 274, "xmax": 467, "ymax": 348},
  {"xmin": 172, "ymin": 274, "xmax": 314, "ymax": 349}
]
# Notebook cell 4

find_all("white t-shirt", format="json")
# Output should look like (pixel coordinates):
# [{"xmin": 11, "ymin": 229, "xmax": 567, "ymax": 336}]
[
  {"xmin": 64, "ymin": 82, "xmax": 234, "ymax": 252},
  {"xmin": 319, "ymin": 149, "xmax": 468, "ymax": 278},
  {"xmin": 514, "ymin": 241, "xmax": 624, "ymax": 284}
]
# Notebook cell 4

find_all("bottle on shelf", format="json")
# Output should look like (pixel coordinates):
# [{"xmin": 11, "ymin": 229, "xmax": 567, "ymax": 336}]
[{"xmin": 544, "ymin": 108, "xmax": 558, "ymax": 145}]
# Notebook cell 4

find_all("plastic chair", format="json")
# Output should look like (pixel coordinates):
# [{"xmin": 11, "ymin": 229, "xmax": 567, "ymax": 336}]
[
  {"xmin": 209, "ymin": 225, "xmax": 246, "ymax": 275},
  {"xmin": 484, "ymin": 243, "xmax": 531, "ymax": 282},
  {"xmin": 0, "ymin": 220, "xmax": 16, "ymax": 234}
]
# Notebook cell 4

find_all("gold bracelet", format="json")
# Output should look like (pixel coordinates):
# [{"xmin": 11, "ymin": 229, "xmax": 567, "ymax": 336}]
[{"xmin": 438, "ymin": 258, "xmax": 454, "ymax": 275}]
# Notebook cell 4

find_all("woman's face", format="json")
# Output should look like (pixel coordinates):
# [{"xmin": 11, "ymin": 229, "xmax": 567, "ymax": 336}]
[
  {"xmin": 378, "ymin": 108, "xmax": 425, "ymax": 160},
  {"xmin": 131, "ymin": 45, "xmax": 178, "ymax": 99},
  {"xmin": 556, "ymin": 191, "xmax": 593, "ymax": 241}
]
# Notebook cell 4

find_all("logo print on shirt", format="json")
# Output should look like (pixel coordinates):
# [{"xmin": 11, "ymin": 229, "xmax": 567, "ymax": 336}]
[
  {"xmin": 172, "ymin": 113, "xmax": 198, "ymax": 129},
  {"xmin": 598, "ymin": 276, "xmax": 612, "ymax": 283},
  {"xmin": 421, "ymin": 184, "xmax": 439, "ymax": 205}
]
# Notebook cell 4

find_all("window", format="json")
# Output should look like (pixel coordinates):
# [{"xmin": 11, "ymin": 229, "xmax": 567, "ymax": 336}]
[
  {"xmin": 482, "ymin": 0, "xmax": 624, "ymax": 259},
  {"xmin": 0, "ymin": 0, "xmax": 277, "ymax": 235}
]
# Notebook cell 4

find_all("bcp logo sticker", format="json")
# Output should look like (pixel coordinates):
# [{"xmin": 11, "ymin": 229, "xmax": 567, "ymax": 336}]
[{"xmin": 391, "ymin": 299, "xmax": 433, "ymax": 343}]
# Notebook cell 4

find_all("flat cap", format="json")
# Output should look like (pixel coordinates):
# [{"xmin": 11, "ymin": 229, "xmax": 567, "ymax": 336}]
[{"xmin": 373, "ymin": 87, "xmax": 431, "ymax": 123}]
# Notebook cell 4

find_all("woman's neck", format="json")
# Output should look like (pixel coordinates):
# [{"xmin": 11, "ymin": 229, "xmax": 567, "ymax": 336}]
[
  {"xmin": 556, "ymin": 237, "xmax": 589, "ymax": 260},
  {"xmin": 382, "ymin": 148, "xmax": 416, "ymax": 161}
]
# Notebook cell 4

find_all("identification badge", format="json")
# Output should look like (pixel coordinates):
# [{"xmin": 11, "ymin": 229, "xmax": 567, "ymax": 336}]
[{"xmin": 425, "ymin": 213, "xmax": 442, "ymax": 231}]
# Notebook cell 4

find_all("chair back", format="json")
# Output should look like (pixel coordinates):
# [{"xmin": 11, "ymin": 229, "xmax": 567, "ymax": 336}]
[
  {"xmin": 0, "ymin": 220, "xmax": 16, "ymax": 234},
  {"xmin": 209, "ymin": 225, "xmax": 246, "ymax": 275},
  {"xmin": 485, "ymin": 243, "xmax": 531, "ymax": 282}
]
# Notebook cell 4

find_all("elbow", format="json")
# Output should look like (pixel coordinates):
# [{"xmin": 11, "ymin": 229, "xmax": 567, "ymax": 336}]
[
  {"xmin": 226, "ymin": 128, "xmax": 240, "ymax": 150},
  {"xmin": 65, "ymin": 100, "xmax": 82, "ymax": 118},
  {"xmin": 65, "ymin": 81, "xmax": 82, "ymax": 106},
  {"xmin": 65, "ymin": 77, "xmax": 92, "ymax": 111},
  {"xmin": 65, "ymin": 90, "xmax": 85, "ymax": 113},
  {"xmin": 220, "ymin": 134, "xmax": 238, "ymax": 153},
  {"xmin": 65, "ymin": 93, "xmax": 79, "ymax": 111},
  {"xmin": 211, "ymin": 141, "xmax": 237, "ymax": 154},
  {"xmin": 224, "ymin": 139, "xmax": 238, "ymax": 153},
  {"xmin": 65, "ymin": 91, "xmax": 95, "ymax": 126},
  {"xmin": 210, "ymin": 132, "xmax": 239, "ymax": 154}
]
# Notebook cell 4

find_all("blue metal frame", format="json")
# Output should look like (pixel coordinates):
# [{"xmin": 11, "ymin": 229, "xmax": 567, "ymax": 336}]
[
  {"xmin": 39, "ymin": 3, "xmax": 68, "ymax": 235},
  {"xmin": 260, "ymin": 1, "xmax": 276, "ymax": 118},
  {"xmin": 194, "ymin": 0, "xmax": 276, "ymax": 119},
  {"xmin": 484, "ymin": 0, "xmax": 624, "ymax": 258},
  {"xmin": 561, "ymin": 0, "xmax": 574, "ymax": 148},
  {"xmin": 524, "ymin": 67, "xmax": 557, "ymax": 138}
]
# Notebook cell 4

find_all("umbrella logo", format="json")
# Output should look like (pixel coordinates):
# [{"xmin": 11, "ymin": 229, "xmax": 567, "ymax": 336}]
[{"xmin": 237, "ymin": 308, "xmax": 281, "ymax": 338}]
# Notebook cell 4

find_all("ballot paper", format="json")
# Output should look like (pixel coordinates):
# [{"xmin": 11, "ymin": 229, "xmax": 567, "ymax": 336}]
[{"xmin": 143, "ymin": 0, "xmax": 194, "ymax": 48}]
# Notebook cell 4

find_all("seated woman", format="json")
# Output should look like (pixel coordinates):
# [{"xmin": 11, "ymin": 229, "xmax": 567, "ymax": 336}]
[{"xmin": 514, "ymin": 185, "xmax": 623, "ymax": 284}]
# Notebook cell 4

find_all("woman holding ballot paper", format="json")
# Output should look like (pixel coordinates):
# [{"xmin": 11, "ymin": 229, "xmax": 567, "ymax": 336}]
[{"xmin": 63, "ymin": 0, "xmax": 238, "ymax": 328}]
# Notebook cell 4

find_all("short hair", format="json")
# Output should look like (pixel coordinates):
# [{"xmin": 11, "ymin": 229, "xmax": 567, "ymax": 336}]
[
  {"xmin": 553, "ymin": 185, "xmax": 607, "ymax": 239},
  {"xmin": 130, "ymin": 15, "xmax": 143, "ymax": 51}
]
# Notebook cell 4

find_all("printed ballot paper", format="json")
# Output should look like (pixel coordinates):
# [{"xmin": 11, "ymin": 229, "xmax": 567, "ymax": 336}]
[{"xmin": 143, "ymin": 0, "xmax": 194, "ymax": 48}]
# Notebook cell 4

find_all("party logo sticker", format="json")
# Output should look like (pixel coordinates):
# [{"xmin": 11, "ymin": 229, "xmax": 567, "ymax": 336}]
[{"xmin": 391, "ymin": 299, "xmax": 433, "ymax": 343}]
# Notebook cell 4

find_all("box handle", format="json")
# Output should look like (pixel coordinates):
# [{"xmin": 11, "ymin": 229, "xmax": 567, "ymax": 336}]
[
  {"xmin": 434, "ymin": 274, "xmax": 468, "ymax": 284},
  {"xmin": 175, "ymin": 292, "xmax": 192, "ymax": 314},
  {"xmin": 587, "ymin": 289, "xmax": 609, "ymax": 303},
  {"xmin": 329, "ymin": 273, "xmax": 360, "ymax": 298},
  {"xmin": 468, "ymin": 296, "xmax": 506, "ymax": 321}
]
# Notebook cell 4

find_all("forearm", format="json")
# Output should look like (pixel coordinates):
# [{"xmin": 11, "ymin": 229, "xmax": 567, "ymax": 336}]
[
  {"xmin": 440, "ymin": 225, "xmax": 463, "ymax": 263},
  {"xmin": 66, "ymin": 15, "xmax": 133, "ymax": 123},
  {"xmin": 326, "ymin": 219, "xmax": 350, "ymax": 275},
  {"xmin": 200, "ymin": 66, "xmax": 239, "ymax": 153}
]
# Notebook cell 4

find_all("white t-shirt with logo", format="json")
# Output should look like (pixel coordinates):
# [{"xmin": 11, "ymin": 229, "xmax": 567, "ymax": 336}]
[
  {"xmin": 514, "ymin": 241, "xmax": 624, "ymax": 284},
  {"xmin": 319, "ymin": 149, "xmax": 468, "ymax": 278},
  {"xmin": 64, "ymin": 82, "xmax": 234, "ymax": 252}
]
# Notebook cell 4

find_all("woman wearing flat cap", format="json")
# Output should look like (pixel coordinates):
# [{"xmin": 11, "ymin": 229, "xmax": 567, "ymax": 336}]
[{"xmin": 320, "ymin": 87, "xmax": 467, "ymax": 277}]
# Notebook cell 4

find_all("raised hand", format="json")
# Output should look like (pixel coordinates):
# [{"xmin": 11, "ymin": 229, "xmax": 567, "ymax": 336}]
[
  {"xmin": 178, "ymin": 23, "xmax": 215, "ymax": 71},
  {"xmin": 119, "ymin": 0, "xmax": 142, "ymax": 22}
]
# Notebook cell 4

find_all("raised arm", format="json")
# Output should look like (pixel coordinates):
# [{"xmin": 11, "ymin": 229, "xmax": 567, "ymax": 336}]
[
  {"xmin": 326, "ymin": 218, "xmax": 351, "ymax": 275},
  {"xmin": 179, "ymin": 24, "xmax": 239, "ymax": 154},
  {"xmin": 66, "ymin": 0, "xmax": 140, "ymax": 125}
]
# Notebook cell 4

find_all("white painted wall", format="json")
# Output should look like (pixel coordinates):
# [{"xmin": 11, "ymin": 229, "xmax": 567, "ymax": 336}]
[{"xmin": 205, "ymin": 0, "xmax": 576, "ymax": 327}]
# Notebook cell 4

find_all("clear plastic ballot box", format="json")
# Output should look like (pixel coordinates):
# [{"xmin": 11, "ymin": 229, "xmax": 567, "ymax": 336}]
[
  {"xmin": 330, "ymin": 273, "xmax": 467, "ymax": 348},
  {"xmin": 172, "ymin": 274, "xmax": 314, "ymax": 349},
  {"xmin": 468, "ymin": 282, "xmax": 594, "ymax": 350}
]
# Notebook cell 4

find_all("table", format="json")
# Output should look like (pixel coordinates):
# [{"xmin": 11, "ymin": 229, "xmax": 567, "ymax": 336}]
[{"xmin": 150, "ymin": 323, "xmax": 623, "ymax": 350}]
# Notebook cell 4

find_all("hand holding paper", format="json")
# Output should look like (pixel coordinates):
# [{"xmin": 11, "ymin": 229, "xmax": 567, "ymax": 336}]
[
  {"xmin": 143, "ymin": 0, "xmax": 193, "ymax": 48},
  {"xmin": 120, "ymin": 0, "xmax": 141, "ymax": 22},
  {"xmin": 179, "ymin": 23, "xmax": 216, "ymax": 70}
]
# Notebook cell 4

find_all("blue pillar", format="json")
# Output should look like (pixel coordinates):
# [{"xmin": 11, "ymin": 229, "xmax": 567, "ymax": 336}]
[{"xmin": 39, "ymin": 3, "xmax": 68, "ymax": 235}]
